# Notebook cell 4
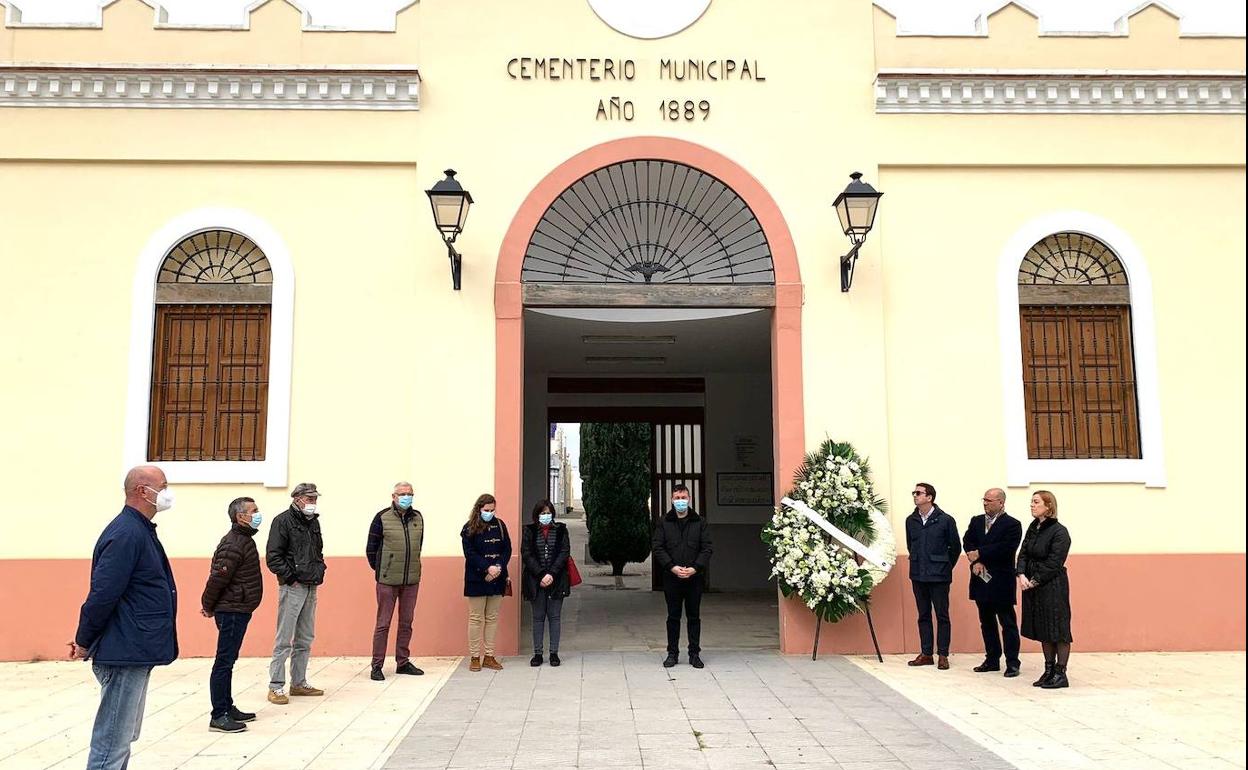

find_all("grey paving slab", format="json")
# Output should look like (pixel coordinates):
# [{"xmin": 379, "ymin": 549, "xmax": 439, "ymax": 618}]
[{"xmin": 383, "ymin": 652, "xmax": 1017, "ymax": 770}]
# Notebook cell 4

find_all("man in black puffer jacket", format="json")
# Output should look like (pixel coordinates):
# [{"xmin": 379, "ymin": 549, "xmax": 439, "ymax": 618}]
[
  {"xmin": 651, "ymin": 484, "xmax": 713, "ymax": 669},
  {"xmin": 265, "ymin": 483, "xmax": 327, "ymax": 704},
  {"xmin": 202, "ymin": 497, "xmax": 265, "ymax": 734}
]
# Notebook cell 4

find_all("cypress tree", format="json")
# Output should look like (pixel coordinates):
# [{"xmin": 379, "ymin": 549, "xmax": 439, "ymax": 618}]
[{"xmin": 581, "ymin": 422, "xmax": 652, "ymax": 576}]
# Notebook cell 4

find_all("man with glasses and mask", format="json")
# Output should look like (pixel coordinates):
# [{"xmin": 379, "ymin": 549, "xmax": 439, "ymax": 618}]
[
  {"xmin": 905, "ymin": 482, "xmax": 960, "ymax": 670},
  {"xmin": 71, "ymin": 465, "xmax": 179, "ymax": 770},
  {"xmin": 365, "ymin": 481, "xmax": 425, "ymax": 681},
  {"xmin": 265, "ymin": 482, "xmax": 327, "ymax": 704},
  {"xmin": 201, "ymin": 497, "xmax": 265, "ymax": 733}
]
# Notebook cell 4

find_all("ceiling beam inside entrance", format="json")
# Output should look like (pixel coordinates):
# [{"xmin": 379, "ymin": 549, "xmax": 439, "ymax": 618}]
[{"xmin": 522, "ymin": 283, "xmax": 775, "ymax": 308}]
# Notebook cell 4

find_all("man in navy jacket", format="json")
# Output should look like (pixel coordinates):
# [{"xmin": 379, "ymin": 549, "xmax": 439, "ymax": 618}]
[
  {"xmin": 71, "ymin": 465, "xmax": 179, "ymax": 770},
  {"xmin": 905, "ymin": 482, "xmax": 960, "ymax": 670}
]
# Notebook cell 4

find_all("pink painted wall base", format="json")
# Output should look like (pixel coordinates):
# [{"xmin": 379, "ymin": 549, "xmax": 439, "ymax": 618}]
[{"xmin": 0, "ymin": 552, "xmax": 1242, "ymax": 662}]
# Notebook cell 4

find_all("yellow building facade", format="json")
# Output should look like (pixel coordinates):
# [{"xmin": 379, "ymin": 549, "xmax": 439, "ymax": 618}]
[{"xmin": 0, "ymin": 0, "xmax": 1244, "ymax": 661}]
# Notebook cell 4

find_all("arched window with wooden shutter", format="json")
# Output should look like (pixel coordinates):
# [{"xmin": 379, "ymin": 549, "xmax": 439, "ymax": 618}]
[
  {"xmin": 148, "ymin": 230, "xmax": 272, "ymax": 461},
  {"xmin": 1017, "ymin": 232, "xmax": 1140, "ymax": 459}
]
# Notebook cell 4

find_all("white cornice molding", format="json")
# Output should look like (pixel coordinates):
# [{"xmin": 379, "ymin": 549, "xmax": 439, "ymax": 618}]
[
  {"xmin": 0, "ymin": 63, "xmax": 420, "ymax": 110},
  {"xmin": 875, "ymin": 70, "xmax": 1246, "ymax": 114}
]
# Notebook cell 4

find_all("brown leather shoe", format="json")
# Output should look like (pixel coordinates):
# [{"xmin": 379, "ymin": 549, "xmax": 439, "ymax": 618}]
[
  {"xmin": 289, "ymin": 684, "xmax": 324, "ymax": 696},
  {"xmin": 937, "ymin": 656, "xmax": 950, "ymax": 670},
  {"xmin": 907, "ymin": 654, "xmax": 934, "ymax": 667},
  {"xmin": 266, "ymin": 689, "xmax": 289, "ymax": 705},
  {"xmin": 469, "ymin": 657, "xmax": 482, "ymax": 672},
  {"xmin": 482, "ymin": 655, "xmax": 504, "ymax": 671}
]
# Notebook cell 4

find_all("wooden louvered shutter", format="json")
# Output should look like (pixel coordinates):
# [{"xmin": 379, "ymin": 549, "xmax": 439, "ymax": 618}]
[
  {"xmin": 1020, "ymin": 306, "xmax": 1140, "ymax": 459},
  {"xmin": 149, "ymin": 304, "xmax": 270, "ymax": 461}
]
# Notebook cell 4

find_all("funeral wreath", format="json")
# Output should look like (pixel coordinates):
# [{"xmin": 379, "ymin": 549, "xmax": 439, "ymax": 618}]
[{"xmin": 762, "ymin": 439, "xmax": 895, "ymax": 623}]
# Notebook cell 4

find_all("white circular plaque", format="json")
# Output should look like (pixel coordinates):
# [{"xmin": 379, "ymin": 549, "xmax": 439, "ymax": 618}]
[{"xmin": 587, "ymin": 0, "xmax": 712, "ymax": 39}]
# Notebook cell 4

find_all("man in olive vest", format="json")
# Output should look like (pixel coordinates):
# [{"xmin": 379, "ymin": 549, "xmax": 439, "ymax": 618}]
[{"xmin": 365, "ymin": 481, "xmax": 425, "ymax": 680}]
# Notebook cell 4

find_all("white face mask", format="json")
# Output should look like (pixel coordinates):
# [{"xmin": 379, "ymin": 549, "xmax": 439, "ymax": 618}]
[
  {"xmin": 146, "ymin": 486, "xmax": 175, "ymax": 513},
  {"xmin": 302, "ymin": 503, "xmax": 319, "ymax": 516}
]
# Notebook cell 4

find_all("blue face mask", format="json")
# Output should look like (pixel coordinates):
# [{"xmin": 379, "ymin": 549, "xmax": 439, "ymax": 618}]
[
  {"xmin": 538, "ymin": 513, "xmax": 554, "ymax": 526},
  {"xmin": 673, "ymin": 499, "xmax": 690, "ymax": 513},
  {"xmin": 397, "ymin": 495, "xmax": 414, "ymax": 510},
  {"xmin": 480, "ymin": 510, "xmax": 495, "ymax": 522},
  {"xmin": 250, "ymin": 512, "xmax": 263, "ymax": 529}
]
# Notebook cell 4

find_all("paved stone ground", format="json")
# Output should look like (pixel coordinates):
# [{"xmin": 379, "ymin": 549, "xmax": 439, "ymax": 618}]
[
  {"xmin": 384, "ymin": 651, "xmax": 1017, "ymax": 770},
  {"xmin": 520, "ymin": 515, "xmax": 779, "ymax": 654},
  {"xmin": 855, "ymin": 651, "xmax": 1247, "ymax": 770}
]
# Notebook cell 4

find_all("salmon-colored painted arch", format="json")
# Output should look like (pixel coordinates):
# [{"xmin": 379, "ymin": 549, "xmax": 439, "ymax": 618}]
[{"xmin": 493, "ymin": 137, "xmax": 809, "ymax": 655}]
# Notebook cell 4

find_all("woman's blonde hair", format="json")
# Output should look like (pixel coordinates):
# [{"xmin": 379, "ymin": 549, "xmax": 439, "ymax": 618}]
[{"xmin": 1033, "ymin": 490, "xmax": 1058, "ymax": 519}]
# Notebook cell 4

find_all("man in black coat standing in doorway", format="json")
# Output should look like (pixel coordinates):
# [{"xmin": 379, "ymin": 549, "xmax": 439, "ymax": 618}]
[
  {"xmin": 905, "ymin": 482, "xmax": 960, "ymax": 670},
  {"xmin": 652, "ymin": 484, "xmax": 713, "ymax": 669},
  {"xmin": 963, "ymin": 488, "xmax": 1024, "ymax": 677}
]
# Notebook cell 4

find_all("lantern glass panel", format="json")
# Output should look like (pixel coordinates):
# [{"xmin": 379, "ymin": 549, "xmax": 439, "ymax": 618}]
[
  {"xmin": 430, "ymin": 194, "xmax": 469, "ymax": 234},
  {"xmin": 846, "ymin": 196, "xmax": 879, "ymax": 233}
]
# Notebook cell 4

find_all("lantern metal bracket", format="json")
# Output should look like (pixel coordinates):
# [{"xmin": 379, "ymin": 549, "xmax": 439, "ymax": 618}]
[
  {"xmin": 443, "ymin": 234, "xmax": 463, "ymax": 291},
  {"xmin": 840, "ymin": 239, "xmax": 864, "ymax": 293}
]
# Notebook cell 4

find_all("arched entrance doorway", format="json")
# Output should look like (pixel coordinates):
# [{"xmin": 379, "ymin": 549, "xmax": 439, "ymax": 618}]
[{"xmin": 494, "ymin": 137, "xmax": 807, "ymax": 655}]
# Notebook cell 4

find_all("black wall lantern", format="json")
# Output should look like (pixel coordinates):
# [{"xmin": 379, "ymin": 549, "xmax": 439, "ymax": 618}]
[
  {"xmin": 425, "ymin": 169, "xmax": 474, "ymax": 290},
  {"xmin": 832, "ymin": 172, "xmax": 883, "ymax": 292}
]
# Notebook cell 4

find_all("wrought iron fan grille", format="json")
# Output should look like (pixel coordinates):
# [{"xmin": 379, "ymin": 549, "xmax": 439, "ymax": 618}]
[
  {"xmin": 1018, "ymin": 232, "xmax": 1127, "ymax": 286},
  {"xmin": 158, "ymin": 229, "xmax": 272, "ymax": 284},
  {"xmin": 522, "ymin": 160, "xmax": 774, "ymax": 284}
]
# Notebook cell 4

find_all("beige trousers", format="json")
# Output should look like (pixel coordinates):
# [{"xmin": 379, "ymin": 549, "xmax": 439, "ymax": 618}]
[{"xmin": 466, "ymin": 595, "xmax": 502, "ymax": 658}]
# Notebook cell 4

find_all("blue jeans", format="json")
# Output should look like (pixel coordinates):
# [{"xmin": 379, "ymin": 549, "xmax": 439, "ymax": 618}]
[
  {"xmin": 210, "ymin": 611, "xmax": 252, "ymax": 718},
  {"xmin": 88, "ymin": 663, "xmax": 153, "ymax": 770}
]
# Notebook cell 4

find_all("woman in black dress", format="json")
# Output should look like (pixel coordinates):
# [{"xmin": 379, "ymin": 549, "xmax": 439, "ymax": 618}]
[{"xmin": 1017, "ymin": 490, "xmax": 1073, "ymax": 689}]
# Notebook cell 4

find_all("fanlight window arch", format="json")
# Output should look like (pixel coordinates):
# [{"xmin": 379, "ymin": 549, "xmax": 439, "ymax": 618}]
[
  {"xmin": 149, "ymin": 229, "xmax": 272, "ymax": 462},
  {"xmin": 1017, "ymin": 232, "xmax": 1140, "ymax": 460},
  {"xmin": 522, "ymin": 160, "xmax": 774, "ymax": 284}
]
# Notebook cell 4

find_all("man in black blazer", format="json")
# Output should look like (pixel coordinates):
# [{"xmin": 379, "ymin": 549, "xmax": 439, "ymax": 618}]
[
  {"xmin": 963, "ymin": 488, "xmax": 1024, "ymax": 677},
  {"xmin": 905, "ymin": 482, "xmax": 960, "ymax": 670}
]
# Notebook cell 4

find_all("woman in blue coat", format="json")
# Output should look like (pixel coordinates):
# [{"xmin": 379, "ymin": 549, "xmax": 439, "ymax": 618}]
[{"xmin": 461, "ymin": 493, "xmax": 511, "ymax": 672}]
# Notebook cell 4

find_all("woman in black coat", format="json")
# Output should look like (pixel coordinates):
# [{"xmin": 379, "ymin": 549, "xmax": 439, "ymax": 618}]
[
  {"xmin": 1017, "ymin": 490, "xmax": 1073, "ymax": 689},
  {"xmin": 521, "ymin": 500, "xmax": 571, "ymax": 667}
]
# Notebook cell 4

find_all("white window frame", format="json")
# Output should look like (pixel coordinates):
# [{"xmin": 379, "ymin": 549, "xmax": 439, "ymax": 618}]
[
  {"xmin": 998, "ymin": 211, "xmax": 1166, "ymax": 488},
  {"xmin": 123, "ymin": 208, "xmax": 294, "ymax": 486}
]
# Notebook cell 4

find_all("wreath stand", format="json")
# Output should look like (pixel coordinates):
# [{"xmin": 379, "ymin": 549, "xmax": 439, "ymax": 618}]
[{"xmin": 811, "ymin": 550, "xmax": 884, "ymax": 663}]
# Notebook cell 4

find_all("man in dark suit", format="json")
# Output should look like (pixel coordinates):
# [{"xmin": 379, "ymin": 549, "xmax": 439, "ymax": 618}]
[
  {"xmin": 905, "ymin": 482, "xmax": 960, "ymax": 670},
  {"xmin": 963, "ymin": 488, "xmax": 1024, "ymax": 677}
]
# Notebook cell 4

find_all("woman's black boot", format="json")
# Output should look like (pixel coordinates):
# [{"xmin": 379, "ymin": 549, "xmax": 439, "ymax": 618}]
[
  {"xmin": 1041, "ymin": 664, "xmax": 1069, "ymax": 689},
  {"xmin": 1032, "ymin": 662, "xmax": 1054, "ymax": 687}
]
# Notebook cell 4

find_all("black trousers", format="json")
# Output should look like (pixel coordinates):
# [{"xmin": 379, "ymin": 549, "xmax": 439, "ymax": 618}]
[
  {"xmin": 976, "ymin": 600, "xmax": 1021, "ymax": 667},
  {"xmin": 911, "ymin": 581, "xmax": 951, "ymax": 656},
  {"xmin": 210, "ymin": 611, "xmax": 252, "ymax": 719},
  {"xmin": 663, "ymin": 573, "xmax": 703, "ymax": 654}
]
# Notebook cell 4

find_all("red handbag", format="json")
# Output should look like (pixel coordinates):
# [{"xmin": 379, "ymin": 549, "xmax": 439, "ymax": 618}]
[{"xmin": 567, "ymin": 556, "xmax": 583, "ymax": 587}]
